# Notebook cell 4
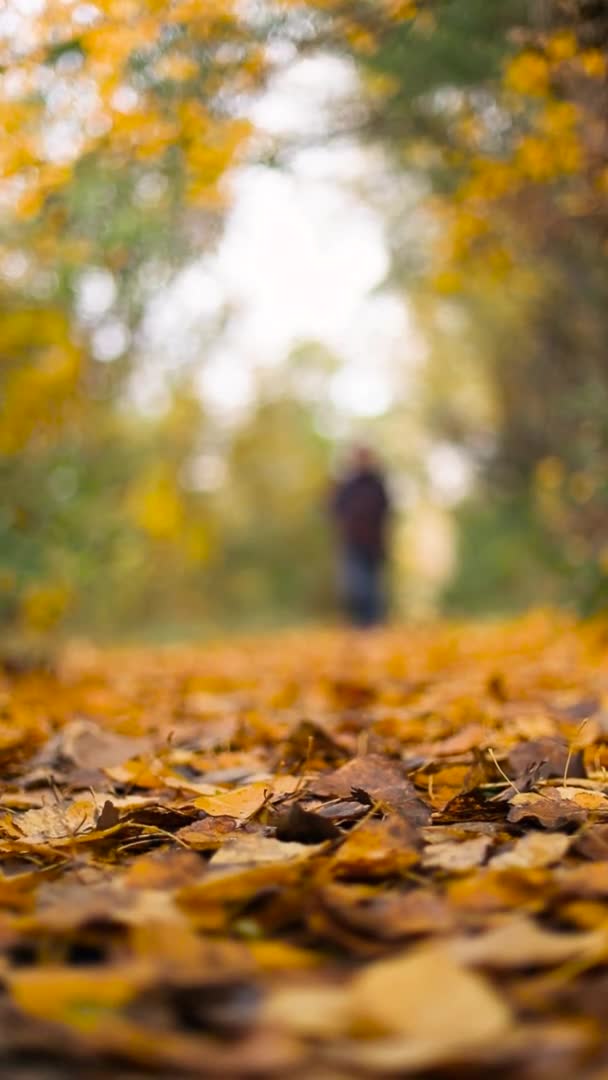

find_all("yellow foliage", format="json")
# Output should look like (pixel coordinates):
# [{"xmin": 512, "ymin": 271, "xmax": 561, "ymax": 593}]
[
  {"xmin": 535, "ymin": 456, "xmax": 564, "ymax": 492},
  {"xmin": 580, "ymin": 50, "xmax": 607, "ymax": 79},
  {"xmin": 516, "ymin": 133, "xmax": 580, "ymax": 183},
  {"xmin": 0, "ymin": 0, "xmax": 259, "ymax": 222},
  {"xmin": 154, "ymin": 54, "xmax": 199, "ymax": 82},
  {"xmin": 183, "ymin": 525, "xmax": 211, "ymax": 565},
  {"xmin": 381, "ymin": 0, "xmax": 417, "ymax": 22},
  {"xmin": 343, "ymin": 24, "xmax": 377, "ymax": 56},
  {"xmin": 20, "ymin": 583, "xmax": 71, "ymax": 631},
  {"xmin": 446, "ymin": 210, "xmax": 489, "ymax": 260},
  {"xmin": 539, "ymin": 101, "xmax": 578, "ymax": 138},
  {"xmin": 432, "ymin": 268, "xmax": 463, "ymax": 295},
  {"xmin": 545, "ymin": 31, "xmax": 578, "ymax": 64},
  {"xmin": 0, "ymin": 313, "xmax": 82, "ymax": 454},
  {"xmin": 504, "ymin": 52, "xmax": 550, "ymax": 97},
  {"xmin": 127, "ymin": 468, "xmax": 185, "ymax": 541},
  {"xmin": 462, "ymin": 161, "xmax": 516, "ymax": 203}
]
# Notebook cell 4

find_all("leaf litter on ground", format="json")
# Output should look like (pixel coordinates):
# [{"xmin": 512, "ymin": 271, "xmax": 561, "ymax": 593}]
[{"xmin": 4, "ymin": 613, "xmax": 608, "ymax": 1075}]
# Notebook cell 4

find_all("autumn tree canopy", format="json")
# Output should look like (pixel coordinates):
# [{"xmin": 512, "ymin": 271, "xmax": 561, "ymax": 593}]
[{"xmin": 1, "ymin": 0, "xmax": 608, "ymax": 629}]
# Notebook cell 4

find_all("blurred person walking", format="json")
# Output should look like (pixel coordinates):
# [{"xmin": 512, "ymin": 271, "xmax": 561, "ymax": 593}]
[{"xmin": 329, "ymin": 447, "xmax": 391, "ymax": 627}]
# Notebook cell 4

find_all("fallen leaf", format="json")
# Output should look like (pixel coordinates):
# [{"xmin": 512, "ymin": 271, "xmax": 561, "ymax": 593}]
[
  {"xmin": 263, "ymin": 984, "xmax": 350, "ymax": 1038},
  {"xmin": 194, "ymin": 777, "xmax": 299, "ymax": 822},
  {"xmin": 209, "ymin": 834, "xmax": 323, "ymax": 867},
  {"xmin": 422, "ymin": 835, "xmax": 492, "ymax": 872},
  {"xmin": 332, "ymin": 816, "xmax": 419, "ymax": 879},
  {"xmin": 507, "ymin": 790, "xmax": 587, "ymax": 829},
  {"xmin": 274, "ymin": 801, "xmax": 341, "ymax": 843},
  {"xmin": 452, "ymin": 915, "xmax": 605, "ymax": 969},
  {"xmin": 490, "ymin": 831, "xmax": 571, "ymax": 869},
  {"xmin": 310, "ymin": 755, "xmax": 431, "ymax": 825},
  {"xmin": 313, "ymin": 882, "xmax": 455, "ymax": 943},
  {"xmin": 349, "ymin": 942, "xmax": 512, "ymax": 1044},
  {"xmin": 175, "ymin": 814, "xmax": 240, "ymax": 850},
  {"xmin": 8, "ymin": 964, "xmax": 151, "ymax": 1028},
  {"xmin": 2, "ymin": 798, "xmax": 99, "ymax": 844}
]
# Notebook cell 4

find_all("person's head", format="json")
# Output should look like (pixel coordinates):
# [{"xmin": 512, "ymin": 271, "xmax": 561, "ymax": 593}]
[{"xmin": 351, "ymin": 444, "xmax": 376, "ymax": 472}]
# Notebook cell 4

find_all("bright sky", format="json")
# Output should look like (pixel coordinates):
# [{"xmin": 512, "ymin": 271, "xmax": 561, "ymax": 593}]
[{"xmin": 132, "ymin": 55, "xmax": 426, "ymax": 421}]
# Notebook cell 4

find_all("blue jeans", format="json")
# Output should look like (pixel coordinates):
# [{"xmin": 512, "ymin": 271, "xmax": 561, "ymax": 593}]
[{"xmin": 340, "ymin": 548, "xmax": 385, "ymax": 627}]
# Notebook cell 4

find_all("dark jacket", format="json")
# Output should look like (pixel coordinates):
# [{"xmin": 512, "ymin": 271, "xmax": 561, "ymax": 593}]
[{"xmin": 330, "ymin": 467, "xmax": 390, "ymax": 562}]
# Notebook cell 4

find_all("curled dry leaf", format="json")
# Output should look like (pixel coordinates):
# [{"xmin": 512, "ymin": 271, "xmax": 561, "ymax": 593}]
[
  {"xmin": 175, "ymin": 814, "xmax": 240, "ymax": 850},
  {"xmin": 507, "ymin": 737, "xmax": 577, "ymax": 785},
  {"xmin": 507, "ymin": 790, "xmax": 588, "ymax": 829},
  {"xmin": 555, "ymin": 786, "xmax": 608, "ymax": 811},
  {"xmin": 310, "ymin": 755, "xmax": 431, "ymax": 826}
]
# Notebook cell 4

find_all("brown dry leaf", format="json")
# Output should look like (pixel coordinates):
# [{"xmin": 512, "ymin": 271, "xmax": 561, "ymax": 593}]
[
  {"xmin": 175, "ymin": 814, "xmax": 240, "ymax": 850},
  {"xmin": 452, "ymin": 915, "xmax": 606, "ymax": 969},
  {"xmin": 507, "ymin": 737, "xmax": 574, "ymax": 783},
  {"xmin": 122, "ymin": 848, "xmax": 207, "ymax": 890},
  {"xmin": 507, "ymin": 790, "xmax": 588, "ymax": 829},
  {"xmin": 43, "ymin": 718, "xmax": 150, "ymax": 772},
  {"xmin": 574, "ymin": 824, "xmax": 608, "ymax": 861},
  {"xmin": 490, "ymin": 831, "xmax": 571, "ymax": 869},
  {"xmin": 194, "ymin": 777, "xmax": 299, "ymax": 821},
  {"xmin": 129, "ymin": 921, "xmax": 252, "ymax": 982},
  {"xmin": 6, "ymin": 619, "xmax": 608, "ymax": 1077},
  {"xmin": 422, "ymin": 835, "xmax": 492, "ymax": 872},
  {"xmin": 332, "ymin": 816, "xmax": 418, "ymax": 879},
  {"xmin": 555, "ymin": 786, "xmax": 608, "ymax": 811},
  {"xmin": 209, "ymin": 833, "xmax": 324, "ymax": 867},
  {"xmin": 263, "ymin": 984, "xmax": 350, "ymax": 1038},
  {"xmin": 557, "ymin": 860, "xmax": 608, "ymax": 898},
  {"xmin": 313, "ymin": 882, "xmax": 455, "ymax": 944},
  {"xmin": 1, "ymin": 797, "xmax": 99, "ymax": 844},
  {"xmin": 274, "ymin": 801, "xmax": 342, "ymax": 842},
  {"xmin": 418, "ymin": 723, "xmax": 490, "ymax": 758},
  {"xmin": 104, "ymin": 757, "xmax": 171, "ymax": 789},
  {"xmin": 310, "ymin": 754, "xmax": 431, "ymax": 825},
  {"xmin": 448, "ymin": 867, "xmax": 554, "ymax": 914},
  {"xmin": 348, "ymin": 942, "xmax": 512, "ymax": 1045},
  {"xmin": 264, "ymin": 942, "xmax": 513, "ymax": 1071}
]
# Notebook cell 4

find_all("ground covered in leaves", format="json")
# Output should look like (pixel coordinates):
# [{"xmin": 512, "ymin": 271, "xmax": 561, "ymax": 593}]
[{"xmin": 4, "ymin": 614, "xmax": 608, "ymax": 1077}]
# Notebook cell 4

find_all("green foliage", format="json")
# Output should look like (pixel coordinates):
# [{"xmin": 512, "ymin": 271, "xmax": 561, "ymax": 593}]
[
  {"xmin": 442, "ymin": 492, "xmax": 569, "ymax": 615},
  {"xmin": 368, "ymin": 0, "xmax": 528, "ymax": 97}
]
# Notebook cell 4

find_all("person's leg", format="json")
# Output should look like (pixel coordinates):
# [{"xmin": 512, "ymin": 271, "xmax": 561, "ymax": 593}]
[
  {"xmin": 361, "ymin": 556, "xmax": 386, "ymax": 626},
  {"xmin": 340, "ymin": 549, "xmax": 370, "ymax": 626},
  {"xmin": 368, "ymin": 559, "xmax": 386, "ymax": 625}
]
